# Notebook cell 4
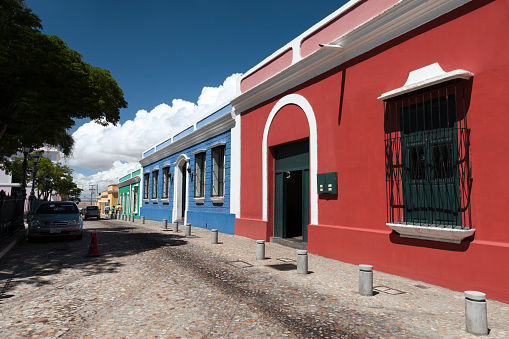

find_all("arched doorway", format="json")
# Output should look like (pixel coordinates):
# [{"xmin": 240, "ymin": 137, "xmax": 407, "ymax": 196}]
[
  {"xmin": 273, "ymin": 139, "xmax": 310, "ymax": 242},
  {"xmin": 262, "ymin": 94, "xmax": 318, "ymax": 245},
  {"xmin": 173, "ymin": 155, "xmax": 190, "ymax": 223}
]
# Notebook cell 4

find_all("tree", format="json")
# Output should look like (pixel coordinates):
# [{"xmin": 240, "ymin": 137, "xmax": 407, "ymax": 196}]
[
  {"xmin": 0, "ymin": 0, "xmax": 127, "ymax": 159},
  {"xmin": 1, "ymin": 152, "xmax": 83, "ymax": 201}
]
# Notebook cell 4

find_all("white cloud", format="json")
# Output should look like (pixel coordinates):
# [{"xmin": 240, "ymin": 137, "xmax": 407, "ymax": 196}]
[
  {"xmin": 74, "ymin": 161, "xmax": 141, "ymax": 198},
  {"xmin": 68, "ymin": 73, "xmax": 241, "ymax": 170},
  {"xmin": 68, "ymin": 73, "xmax": 241, "ymax": 195}
]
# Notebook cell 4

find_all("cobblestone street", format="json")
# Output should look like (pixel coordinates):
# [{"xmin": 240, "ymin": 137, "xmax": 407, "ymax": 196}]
[{"xmin": 0, "ymin": 219, "xmax": 508, "ymax": 338}]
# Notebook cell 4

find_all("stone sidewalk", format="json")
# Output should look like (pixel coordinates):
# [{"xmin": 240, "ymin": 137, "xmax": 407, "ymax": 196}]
[
  {"xmin": 1, "ymin": 218, "xmax": 508, "ymax": 338},
  {"xmin": 128, "ymin": 217, "xmax": 509, "ymax": 338}
]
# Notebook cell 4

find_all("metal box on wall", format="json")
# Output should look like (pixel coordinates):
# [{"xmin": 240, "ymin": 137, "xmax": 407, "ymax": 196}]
[{"xmin": 317, "ymin": 172, "xmax": 337, "ymax": 194}]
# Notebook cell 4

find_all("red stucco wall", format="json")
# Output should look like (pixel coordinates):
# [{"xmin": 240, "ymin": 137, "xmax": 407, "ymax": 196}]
[{"xmin": 236, "ymin": 0, "xmax": 509, "ymax": 303}]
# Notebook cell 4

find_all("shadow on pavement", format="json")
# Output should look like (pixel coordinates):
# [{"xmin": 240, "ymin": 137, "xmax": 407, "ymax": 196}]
[{"xmin": 0, "ymin": 224, "xmax": 186, "ymax": 292}]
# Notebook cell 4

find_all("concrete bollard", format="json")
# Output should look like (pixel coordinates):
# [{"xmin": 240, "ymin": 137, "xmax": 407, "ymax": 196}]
[
  {"xmin": 359, "ymin": 264, "xmax": 373, "ymax": 296},
  {"xmin": 297, "ymin": 250, "xmax": 308, "ymax": 274},
  {"xmin": 465, "ymin": 291, "xmax": 488, "ymax": 335},
  {"xmin": 163, "ymin": 219, "xmax": 168, "ymax": 229},
  {"xmin": 172, "ymin": 222, "xmax": 179, "ymax": 232},
  {"xmin": 141, "ymin": 216, "xmax": 145, "ymax": 224},
  {"xmin": 211, "ymin": 229, "xmax": 218, "ymax": 244},
  {"xmin": 185, "ymin": 223, "xmax": 192, "ymax": 237},
  {"xmin": 256, "ymin": 240, "xmax": 266, "ymax": 260}
]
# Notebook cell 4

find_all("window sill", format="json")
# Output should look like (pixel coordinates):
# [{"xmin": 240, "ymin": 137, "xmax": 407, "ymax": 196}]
[
  {"xmin": 143, "ymin": 199, "xmax": 149, "ymax": 203},
  {"xmin": 194, "ymin": 197, "xmax": 205, "ymax": 204},
  {"xmin": 387, "ymin": 223, "xmax": 476, "ymax": 244},
  {"xmin": 161, "ymin": 198, "xmax": 169, "ymax": 204},
  {"xmin": 151, "ymin": 199, "xmax": 158, "ymax": 204},
  {"xmin": 211, "ymin": 196, "xmax": 225, "ymax": 204}
]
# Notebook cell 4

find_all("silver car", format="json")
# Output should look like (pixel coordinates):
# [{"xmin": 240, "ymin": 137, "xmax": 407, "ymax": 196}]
[{"xmin": 27, "ymin": 201, "xmax": 83, "ymax": 241}]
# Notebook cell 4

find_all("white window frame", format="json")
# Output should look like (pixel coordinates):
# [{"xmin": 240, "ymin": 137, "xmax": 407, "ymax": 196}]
[{"xmin": 209, "ymin": 143, "xmax": 226, "ymax": 203}]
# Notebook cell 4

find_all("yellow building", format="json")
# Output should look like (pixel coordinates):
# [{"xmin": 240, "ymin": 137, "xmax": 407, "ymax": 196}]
[{"xmin": 96, "ymin": 185, "xmax": 119, "ymax": 217}]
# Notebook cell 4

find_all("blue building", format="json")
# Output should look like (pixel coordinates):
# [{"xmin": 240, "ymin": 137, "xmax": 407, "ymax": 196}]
[{"xmin": 139, "ymin": 103, "xmax": 240, "ymax": 234}]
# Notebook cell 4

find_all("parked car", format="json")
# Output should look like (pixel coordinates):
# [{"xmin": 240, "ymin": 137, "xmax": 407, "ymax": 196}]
[
  {"xmin": 27, "ymin": 201, "xmax": 83, "ymax": 241},
  {"xmin": 83, "ymin": 205, "xmax": 100, "ymax": 220}
]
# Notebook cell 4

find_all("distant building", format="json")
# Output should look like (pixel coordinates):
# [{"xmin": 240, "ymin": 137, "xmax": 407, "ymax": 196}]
[
  {"xmin": 140, "ymin": 102, "xmax": 240, "ymax": 234},
  {"xmin": 118, "ymin": 170, "xmax": 141, "ymax": 218},
  {"xmin": 97, "ymin": 185, "xmax": 118, "ymax": 217},
  {"xmin": 0, "ymin": 147, "xmax": 61, "ymax": 200}
]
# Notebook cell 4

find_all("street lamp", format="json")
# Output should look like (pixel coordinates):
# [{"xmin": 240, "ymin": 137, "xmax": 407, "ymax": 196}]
[
  {"xmin": 29, "ymin": 153, "xmax": 40, "ymax": 213},
  {"xmin": 20, "ymin": 147, "xmax": 31, "ymax": 206},
  {"xmin": 19, "ymin": 147, "xmax": 31, "ymax": 225}
]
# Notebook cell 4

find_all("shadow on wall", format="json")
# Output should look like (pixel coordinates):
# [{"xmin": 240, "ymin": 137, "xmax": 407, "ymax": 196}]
[{"xmin": 389, "ymin": 231, "xmax": 471, "ymax": 252}]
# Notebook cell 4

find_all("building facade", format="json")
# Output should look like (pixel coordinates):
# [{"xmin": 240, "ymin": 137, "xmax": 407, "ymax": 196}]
[
  {"xmin": 140, "ymin": 103, "xmax": 241, "ymax": 234},
  {"xmin": 97, "ymin": 185, "xmax": 118, "ymax": 217},
  {"xmin": 118, "ymin": 170, "xmax": 141, "ymax": 219},
  {"xmin": 232, "ymin": 0, "xmax": 509, "ymax": 303}
]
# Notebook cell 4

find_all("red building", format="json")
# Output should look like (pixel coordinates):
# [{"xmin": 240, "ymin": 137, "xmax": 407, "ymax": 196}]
[{"xmin": 232, "ymin": 0, "xmax": 509, "ymax": 303}]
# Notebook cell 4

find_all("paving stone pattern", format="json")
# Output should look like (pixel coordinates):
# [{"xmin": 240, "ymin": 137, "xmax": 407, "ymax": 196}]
[{"xmin": 0, "ymin": 219, "xmax": 508, "ymax": 338}]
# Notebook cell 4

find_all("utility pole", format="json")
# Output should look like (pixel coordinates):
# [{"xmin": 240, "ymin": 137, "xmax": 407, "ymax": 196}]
[{"xmin": 89, "ymin": 184, "xmax": 95, "ymax": 206}]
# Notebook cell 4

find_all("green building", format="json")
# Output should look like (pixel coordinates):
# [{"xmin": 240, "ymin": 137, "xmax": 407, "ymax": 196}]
[{"xmin": 118, "ymin": 169, "xmax": 141, "ymax": 219}]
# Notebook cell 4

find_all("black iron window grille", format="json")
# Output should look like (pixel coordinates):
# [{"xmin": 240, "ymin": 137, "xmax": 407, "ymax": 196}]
[
  {"xmin": 152, "ymin": 170, "xmax": 158, "ymax": 199},
  {"xmin": 384, "ymin": 80, "xmax": 472, "ymax": 229},
  {"xmin": 211, "ymin": 146, "xmax": 225, "ymax": 197},
  {"xmin": 162, "ymin": 167, "xmax": 170, "ymax": 198},
  {"xmin": 143, "ymin": 173, "xmax": 149, "ymax": 199},
  {"xmin": 195, "ymin": 152, "xmax": 206, "ymax": 198}
]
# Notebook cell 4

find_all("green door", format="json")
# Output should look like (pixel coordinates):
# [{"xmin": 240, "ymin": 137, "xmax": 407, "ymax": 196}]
[
  {"xmin": 401, "ymin": 95, "xmax": 461, "ymax": 226},
  {"xmin": 274, "ymin": 140, "xmax": 310, "ymax": 241}
]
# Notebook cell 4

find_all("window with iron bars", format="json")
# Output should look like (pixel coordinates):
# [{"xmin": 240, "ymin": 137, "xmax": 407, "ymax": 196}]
[
  {"xmin": 211, "ymin": 145, "xmax": 225, "ymax": 197},
  {"xmin": 195, "ymin": 152, "xmax": 205, "ymax": 198},
  {"xmin": 162, "ymin": 167, "xmax": 170, "ymax": 199},
  {"xmin": 143, "ymin": 173, "xmax": 149, "ymax": 199},
  {"xmin": 384, "ymin": 80, "xmax": 472, "ymax": 229}
]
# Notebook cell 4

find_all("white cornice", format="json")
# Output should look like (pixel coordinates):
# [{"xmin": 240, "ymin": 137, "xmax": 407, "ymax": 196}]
[
  {"xmin": 118, "ymin": 176, "xmax": 141, "ymax": 188},
  {"xmin": 232, "ymin": 0, "xmax": 472, "ymax": 113},
  {"xmin": 378, "ymin": 64, "xmax": 473, "ymax": 100},
  {"xmin": 140, "ymin": 112, "xmax": 235, "ymax": 167}
]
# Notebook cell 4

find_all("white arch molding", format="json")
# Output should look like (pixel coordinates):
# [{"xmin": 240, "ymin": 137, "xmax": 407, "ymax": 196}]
[
  {"xmin": 173, "ymin": 154, "xmax": 190, "ymax": 224},
  {"xmin": 262, "ymin": 94, "xmax": 318, "ymax": 225}
]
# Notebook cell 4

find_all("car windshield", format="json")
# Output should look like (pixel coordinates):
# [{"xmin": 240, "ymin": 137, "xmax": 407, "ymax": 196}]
[
  {"xmin": 37, "ymin": 204, "xmax": 79, "ymax": 214},
  {"xmin": 86, "ymin": 206, "xmax": 98, "ymax": 210}
]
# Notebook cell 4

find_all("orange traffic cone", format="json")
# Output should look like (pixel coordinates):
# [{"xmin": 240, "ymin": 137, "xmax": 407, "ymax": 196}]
[{"xmin": 87, "ymin": 230, "xmax": 100, "ymax": 257}]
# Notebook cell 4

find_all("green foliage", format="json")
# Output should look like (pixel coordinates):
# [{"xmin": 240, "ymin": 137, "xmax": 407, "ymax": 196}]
[
  {"xmin": 1, "ymin": 152, "xmax": 83, "ymax": 201},
  {"xmin": 0, "ymin": 0, "xmax": 127, "ymax": 159}
]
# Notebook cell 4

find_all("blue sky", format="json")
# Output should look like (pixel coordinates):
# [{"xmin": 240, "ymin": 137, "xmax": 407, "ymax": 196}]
[{"xmin": 25, "ymin": 0, "xmax": 346, "ymax": 191}]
